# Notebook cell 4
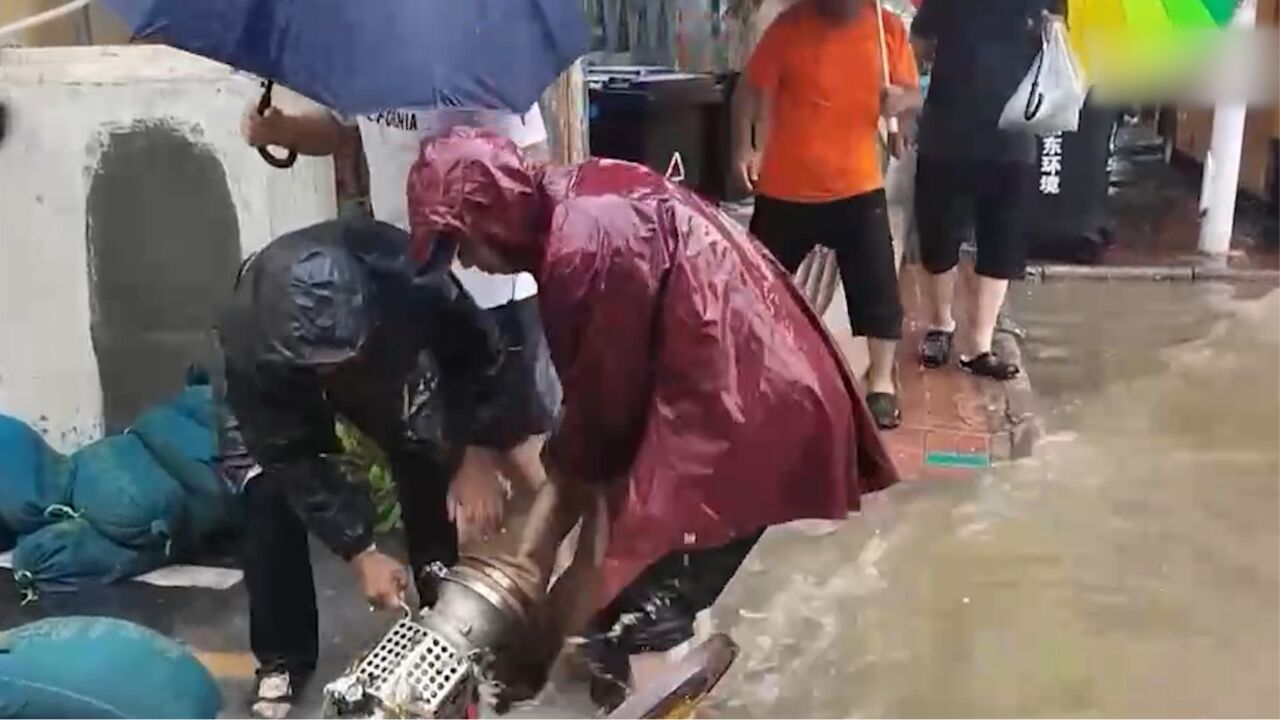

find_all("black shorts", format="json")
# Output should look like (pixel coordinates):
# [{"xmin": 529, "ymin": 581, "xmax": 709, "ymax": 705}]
[
  {"xmin": 484, "ymin": 296, "xmax": 561, "ymax": 442},
  {"xmin": 749, "ymin": 191, "xmax": 903, "ymax": 341},
  {"xmin": 915, "ymin": 156, "xmax": 1034, "ymax": 280}
]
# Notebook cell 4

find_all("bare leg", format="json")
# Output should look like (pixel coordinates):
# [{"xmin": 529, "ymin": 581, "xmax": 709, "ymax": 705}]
[
  {"xmin": 925, "ymin": 267, "xmax": 959, "ymax": 331},
  {"xmin": 865, "ymin": 338, "xmax": 897, "ymax": 395},
  {"xmin": 960, "ymin": 275, "xmax": 1009, "ymax": 358}
]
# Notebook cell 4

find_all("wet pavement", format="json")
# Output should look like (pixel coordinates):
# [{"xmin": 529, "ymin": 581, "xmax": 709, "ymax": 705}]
[
  {"xmin": 1089, "ymin": 124, "xmax": 1278, "ymax": 272},
  {"xmin": 888, "ymin": 265, "xmax": 1039, "ymax": 481},
  {"xmin": 702, "ymin": 280, "xmax": 1279, "ymax": 718}
]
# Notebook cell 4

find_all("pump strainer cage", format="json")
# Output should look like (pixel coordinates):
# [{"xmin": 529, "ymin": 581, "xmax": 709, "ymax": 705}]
[{"xmin": 324, "ymin": 613, "xmax": 477, "ymax": 719}]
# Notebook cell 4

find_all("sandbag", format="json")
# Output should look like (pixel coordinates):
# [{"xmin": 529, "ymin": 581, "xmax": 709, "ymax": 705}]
[
  {"xmin": 131, "ymin": 403, "xmax": 215, "ymax": 467},
  {"xmin": 168, "ymin": 381, "xmax": 216, "ymax": 428},
  {"xmin": 0, "ymin": 616, "xmax": 222, "ymax": 718},
  {"xmin": 12, "ymin": 519, "xmax": 165, "ymax": 598},
  {"xmin": 129, "ymin": 404, "xmax": 237, "ymax": 554},
  {"xmin": 0, "ymin": 414, "xmax": 73, "ymax": 536},
  {"xmin": 69, "ymin": 434, "xmax": 186, "ymax": 551}
]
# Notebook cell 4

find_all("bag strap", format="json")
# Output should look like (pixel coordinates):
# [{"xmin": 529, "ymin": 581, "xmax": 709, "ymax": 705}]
[
  {"xmin": 1023, "ymin": 50, "xmax": 1048, "ymax": 121},
  {"xmin": 1022, "ymin": 14, "xmax": 1059, "ymax": 121}
]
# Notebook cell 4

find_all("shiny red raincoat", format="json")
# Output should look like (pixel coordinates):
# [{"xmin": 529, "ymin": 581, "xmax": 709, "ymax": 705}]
[{"xmin": 408, "ymin": 129, "xmax": 900, "ymax": 605}]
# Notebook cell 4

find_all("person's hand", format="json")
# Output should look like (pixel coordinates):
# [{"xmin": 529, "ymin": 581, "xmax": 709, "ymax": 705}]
[
  {"xmin": 349, "ymin": 547, "xmax": 408, "ymax": 610},
  {"xmin": 241, "ymin": 101, "xmax": 290, "ymax": 148},
  {"xmin": 449, "ymin": 447, "xmax": 506, "ymax": 544},
  {"xmin": 880, "ymin": 85, "xmax": 919, "ymax": 118},
  {"xmin": 734, "ymin": 147, "xmax": 761, "ymax": 193}
]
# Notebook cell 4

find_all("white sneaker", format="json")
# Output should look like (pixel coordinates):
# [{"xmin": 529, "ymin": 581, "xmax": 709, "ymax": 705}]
[{"xmin": 251, "ymin": 671, "xmax": 295, "ymax": 719}]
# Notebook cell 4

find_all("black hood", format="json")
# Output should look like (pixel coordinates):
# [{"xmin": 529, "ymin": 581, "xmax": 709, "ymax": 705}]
[{"xmin": 220, "ymin": 218, "xmax": 415, "ymax": 370}]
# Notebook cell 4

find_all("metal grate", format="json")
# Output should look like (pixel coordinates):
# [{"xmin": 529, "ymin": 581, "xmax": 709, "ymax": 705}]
[
  {"xmin": 401, "ymin": 633, "xmax": 469, "ymax": 711},
  {"xmin": 354, "ymin": 618, "xmax": 430, "ymax": 692},
  {"xmin": 343, "ymin": 616, "xmax": 473, "ymax": 716}
]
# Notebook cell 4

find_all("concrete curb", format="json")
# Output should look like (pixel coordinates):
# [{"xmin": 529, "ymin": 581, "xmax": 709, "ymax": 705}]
[
  {"xmin": 1027, "ymin": 263, "xmax": 1280, "ymax": 283},
  {"xmin": 985, "ymin": 330, "xmax": 1043, "ymax": 463}
]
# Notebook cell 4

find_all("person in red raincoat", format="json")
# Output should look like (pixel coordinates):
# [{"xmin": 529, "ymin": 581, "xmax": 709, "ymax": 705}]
[{"xmin": 406, "ymin": 127, "xmax": 899, "ymax": 706}]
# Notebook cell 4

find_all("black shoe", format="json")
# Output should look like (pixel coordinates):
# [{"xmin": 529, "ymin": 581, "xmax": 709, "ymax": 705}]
[
  {"xmin": 920, "ymin": 329, "xmax": 954, "ymax": 369},
  {"xmin": 866, "ymin": 393, "xmax": 902, "ymax": 430},
  {"xmin": 959, "ymin": 352, "xmax": 1021, "ymax": 381}
]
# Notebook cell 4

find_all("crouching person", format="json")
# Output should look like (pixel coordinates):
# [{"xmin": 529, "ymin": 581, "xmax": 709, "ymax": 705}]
[{"xmin": 214, "ymin": 216, "xmax": 546, "ymax": 718}]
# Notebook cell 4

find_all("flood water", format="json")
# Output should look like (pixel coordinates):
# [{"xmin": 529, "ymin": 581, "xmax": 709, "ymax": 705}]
[{"xmin": 704, "ymin": 281, "xmax": 1280, "ymax": 718}]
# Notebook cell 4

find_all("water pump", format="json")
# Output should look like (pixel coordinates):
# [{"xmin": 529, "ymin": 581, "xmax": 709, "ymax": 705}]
[{"xmin": 323, "ymin": 557, "xmax": 532, "ymax": 719}]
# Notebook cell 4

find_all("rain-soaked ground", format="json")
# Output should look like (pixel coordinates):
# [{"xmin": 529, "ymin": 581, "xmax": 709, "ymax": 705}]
[
  {"xmin": 700, "ymin": 280, "xmax": 1280, "ymax": 718},
  {"xmin": 3, "ymin": 280, "xmax": 1277, "ymax": 719}
]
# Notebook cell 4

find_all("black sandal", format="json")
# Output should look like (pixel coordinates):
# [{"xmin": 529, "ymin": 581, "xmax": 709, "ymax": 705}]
[
  {"xmin": 960, "ymin": 352, "xmax": 1020, "ymax": 381},
  {"xmin": 920, "ymin": 330, "xmax": 954, "ymax": 369},
  {"xmin": 866, "ymin": 392, "xmax": 902, "ymax": 430}
]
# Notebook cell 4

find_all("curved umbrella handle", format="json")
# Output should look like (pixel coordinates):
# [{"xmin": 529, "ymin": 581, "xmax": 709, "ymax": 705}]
[{"xmin": 255, "ymin": 80, "xmax": 299, "ymax": 170}]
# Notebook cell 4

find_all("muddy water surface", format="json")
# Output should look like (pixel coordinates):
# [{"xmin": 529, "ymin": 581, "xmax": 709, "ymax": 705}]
[{"xmin": 705, "ymin": 281, "xmax": 1280, "ymax": 718}]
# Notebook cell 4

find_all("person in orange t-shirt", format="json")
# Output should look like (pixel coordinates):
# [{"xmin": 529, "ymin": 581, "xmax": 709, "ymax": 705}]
[{"xmin": 733, "ymin": 0, "xmax": 920, "ymax": 429}]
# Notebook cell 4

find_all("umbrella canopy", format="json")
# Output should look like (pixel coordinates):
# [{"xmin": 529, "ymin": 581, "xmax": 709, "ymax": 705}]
[
  {"xmin": 1067, "ymin": 0, "xmax": 1236, "ymax": 94},
  {"xmin": 100, "ymin": 0, "xmax": 589, "ymax": 115}
]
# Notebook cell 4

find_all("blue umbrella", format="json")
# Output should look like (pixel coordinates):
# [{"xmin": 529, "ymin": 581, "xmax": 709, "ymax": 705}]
[{"xmin": 100, "ymin": 0, "xmax": 589, "ymax": 115}]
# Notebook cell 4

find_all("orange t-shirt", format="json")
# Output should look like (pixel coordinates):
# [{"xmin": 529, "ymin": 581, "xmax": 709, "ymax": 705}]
[{"xmin": 745, "ymin": 2, "xmax": 919, "ymax": 202}]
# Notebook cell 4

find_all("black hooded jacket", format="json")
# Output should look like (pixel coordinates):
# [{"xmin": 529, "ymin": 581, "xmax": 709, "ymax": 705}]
[{"xmin": 215, "ymin": 217, "xmax": 509, "ymax": 560}]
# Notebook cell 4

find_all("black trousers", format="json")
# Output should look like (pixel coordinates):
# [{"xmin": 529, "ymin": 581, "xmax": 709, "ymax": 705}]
[
  {"xmin": 242, "ymin": 297, "xmax": 560, "ymax": 677},
  {"xmin": 749, "ymin": 190, "xmax": 904, "ymax": 341},
  {"xmin": 242, "ymin": 448, "xmax": 456, "ymax": 677}
]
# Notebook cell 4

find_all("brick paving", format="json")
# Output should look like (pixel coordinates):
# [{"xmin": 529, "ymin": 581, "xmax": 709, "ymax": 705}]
[{"xmin": 822, "ymin": 264, "xmax": 1034, "ymax": 483}]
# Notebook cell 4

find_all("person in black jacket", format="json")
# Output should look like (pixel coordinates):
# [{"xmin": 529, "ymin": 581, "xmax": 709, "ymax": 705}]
[
  {"xmin": 215, "ymin": 216, "xmax": 545, "ymax": 717},
  {"xmin": 911, "ymin": 0, "xmax": 1054, "ymax": 381}
]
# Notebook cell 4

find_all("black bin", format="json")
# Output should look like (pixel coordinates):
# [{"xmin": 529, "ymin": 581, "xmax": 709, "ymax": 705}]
[
  {"xmin": 1026, "ymin": 97, "xmax": 1121, "ymax": 263},
  {"xmin": 702, "ymin": 72, "xmax": 750, "ymax": 203},
  {"xmin": 588, "ymin": 66, "xmax": 723, "ymax": 198}
]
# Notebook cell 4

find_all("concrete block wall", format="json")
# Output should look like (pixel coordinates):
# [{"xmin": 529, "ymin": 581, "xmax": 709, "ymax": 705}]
[{"xmin": 0, "ymin": 46, "xmax": 336, "ymax": 450}]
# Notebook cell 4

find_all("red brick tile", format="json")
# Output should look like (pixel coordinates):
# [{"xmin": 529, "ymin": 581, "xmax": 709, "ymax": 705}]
[
  {"xmin": 925, "ymin": 430, "xmax": 990, "ymax": 456},
  {"xmin": 882, "ymin": 427, "xmax": 926, "ymax": 480},
  {"xmin": 862, "ymin": 264, "xmax": 1009, "ymax": 482},
  {"xmin": 921, "ymin": 371, "xmax": 988, "ymax": 433}
]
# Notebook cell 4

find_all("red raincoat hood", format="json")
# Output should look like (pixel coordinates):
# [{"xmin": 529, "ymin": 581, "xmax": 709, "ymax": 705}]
[{"xmin": 406, "ymin": 127, "xmax": 548, "ymax": 271}]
